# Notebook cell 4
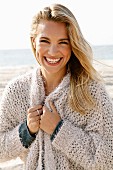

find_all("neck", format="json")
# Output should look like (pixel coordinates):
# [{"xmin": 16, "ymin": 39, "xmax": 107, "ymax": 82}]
[{"xmin": 41, "ymin": 69, "xmax": 67, "ymax": 95}]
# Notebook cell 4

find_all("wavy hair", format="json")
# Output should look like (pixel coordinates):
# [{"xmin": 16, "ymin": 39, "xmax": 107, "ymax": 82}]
[{"xmin": 30, "ymin": 3, "xmax": 101, "ymax": 114}]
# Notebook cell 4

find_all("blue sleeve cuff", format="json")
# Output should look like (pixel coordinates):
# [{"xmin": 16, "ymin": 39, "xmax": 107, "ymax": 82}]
[
  {"xmin": 19, "ymin": 121, "xmax": 36, "ymax": 148},
  {"xmin": 50, "ymin": 120, "xmax": 63, "ymax": 141}
]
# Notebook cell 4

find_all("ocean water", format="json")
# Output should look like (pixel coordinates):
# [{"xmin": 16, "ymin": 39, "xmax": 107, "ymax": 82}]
[
  {"xmin": 0, "ymin": 45, "xmax": 113, "ymax": 67},
  {"xmin": 0, "ymin": 49, "xmax": 37, "ymax": 67},
  {"xmin": 92, "ymin": 45, "xmax": 113, "ymax": 60}
]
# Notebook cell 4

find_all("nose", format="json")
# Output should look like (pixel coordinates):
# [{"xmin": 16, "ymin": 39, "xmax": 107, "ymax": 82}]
[{"xmin": 48, "ymin": 44, "xmax": 59, "ymax": 56}]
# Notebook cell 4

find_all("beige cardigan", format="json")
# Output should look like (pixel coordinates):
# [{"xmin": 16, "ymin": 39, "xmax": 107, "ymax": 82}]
[{"xmin": 0, "ymin": 67, "xmax": 113, "ymax": 170}]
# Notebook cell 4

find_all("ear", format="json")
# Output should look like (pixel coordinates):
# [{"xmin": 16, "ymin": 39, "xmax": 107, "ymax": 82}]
[{"xmin": 31, "ymin": 37, "xmax": 36, "ymax": 49}]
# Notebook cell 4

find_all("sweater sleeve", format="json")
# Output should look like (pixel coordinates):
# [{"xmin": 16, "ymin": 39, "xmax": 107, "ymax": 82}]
[
  {"xmin": 52, "ymin": 83, "xmax": 113, "ymax": 170},
  {"xmin": 19, "ymin": 121, "xmax": 36, "ymax": 148},
  {"xmin": 0, "ymin": 80, "xmax": 29, "ymax": 163}
]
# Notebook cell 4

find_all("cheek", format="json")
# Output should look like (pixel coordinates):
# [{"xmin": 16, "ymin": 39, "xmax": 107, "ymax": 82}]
[
  {"xmin": 61, "ymin": 45, "xmax": 71, "ymax": 57},
  {"xmin": 36, "ymin": 45, "xmax": 46, "ymax": 56},
  {"xmin": 35, "ymin": 48, "xmax": 41, "ymax": 63},
  {"xmin": 36, "ymin": 45, "xmax": 41, "ymax": 53},
  {"xmin": 35, "ymin": 46, "xmax": 42, "ymax": 59},
  {"xmin": 64, "ymin": 49, "xmax": 71, "ymax": 60}
]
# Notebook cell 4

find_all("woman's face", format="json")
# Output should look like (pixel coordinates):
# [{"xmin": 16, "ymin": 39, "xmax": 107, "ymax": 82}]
[{"xmin": 33, "ymin": 20, "xmax": 71, "ymax": 76}]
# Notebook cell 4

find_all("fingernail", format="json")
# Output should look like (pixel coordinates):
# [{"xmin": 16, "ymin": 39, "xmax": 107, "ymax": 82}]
[{"xmin": 37, "ymin": 109, "xmax": 42, "ymax": 115}]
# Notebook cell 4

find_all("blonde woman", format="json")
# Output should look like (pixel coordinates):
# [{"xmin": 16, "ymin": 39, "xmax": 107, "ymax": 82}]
[{"xmin": 0, "ymin": 3, "xmax": 113, "ymax": 170}]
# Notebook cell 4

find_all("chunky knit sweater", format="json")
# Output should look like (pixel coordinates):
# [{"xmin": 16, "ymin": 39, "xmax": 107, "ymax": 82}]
[{"xmin": 0, "ymin": 67, "xmax": 113, "ymax": 170}]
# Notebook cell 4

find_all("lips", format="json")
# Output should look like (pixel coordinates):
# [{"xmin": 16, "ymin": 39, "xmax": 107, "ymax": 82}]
[{"xmin": 45, "ymin": 57, "xmax": 61, "ymax": 64}]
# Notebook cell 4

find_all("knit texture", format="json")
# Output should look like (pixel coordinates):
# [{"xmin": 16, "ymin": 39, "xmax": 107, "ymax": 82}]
[{"xmin": 0, "ymin": 67, "xmax": 113, "ymax": 170}]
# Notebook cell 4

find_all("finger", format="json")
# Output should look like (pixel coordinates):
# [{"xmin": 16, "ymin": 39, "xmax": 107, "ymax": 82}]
[
  {"xmin": 27, "ymin": 105, "xmax": 42, "ymax": 113},
  {"xmin": 40, "ymin": 114, "xmax": 44, "ymax": 123},
  {"xmin": 37, "ymin": 109, "xmax": 43, "ymax": 115},
  {"xmin": 49, "ymin": 101, "xmax": 57, "ymax": 112},
  {"xmin": 28, "ymin": 112, "xmax": 40, "ymax": 118},
  {"xmin": 32, "ymin": 116, "xmax": 40, "ymax": 122},
  {"xmin": 28, "ymin": 117, "xmax": 40, "ymax": 125}
]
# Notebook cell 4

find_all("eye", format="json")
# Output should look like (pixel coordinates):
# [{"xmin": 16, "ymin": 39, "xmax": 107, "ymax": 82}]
[
  {"xmin": 40, "ymin": 39, "xmax": 50, "ymax": 43},
  {"xmin": 59, "ymin": 41, "xmax": 69, "ymax": 45}
]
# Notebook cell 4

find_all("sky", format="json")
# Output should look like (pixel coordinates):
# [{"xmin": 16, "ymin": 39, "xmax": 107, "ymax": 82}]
[{"xmin": 0, "ymin": 0, "xmax": 113, "ymax": 50}]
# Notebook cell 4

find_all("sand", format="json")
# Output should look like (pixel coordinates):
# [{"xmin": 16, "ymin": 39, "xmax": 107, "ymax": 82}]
[{"xmin": 0, "ymin": 60, "xmax": 113, "ymax": 169}]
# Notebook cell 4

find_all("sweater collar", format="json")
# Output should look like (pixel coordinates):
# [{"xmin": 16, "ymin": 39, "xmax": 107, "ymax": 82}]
[{"xmin": 30, "ymin": 67, "xmax": 70, "ymax": 107}]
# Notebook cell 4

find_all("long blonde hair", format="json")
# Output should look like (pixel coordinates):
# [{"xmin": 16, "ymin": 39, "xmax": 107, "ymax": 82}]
[{"xmin": 30, "ymin": 3, "xmax": 101, "ymax": 114}]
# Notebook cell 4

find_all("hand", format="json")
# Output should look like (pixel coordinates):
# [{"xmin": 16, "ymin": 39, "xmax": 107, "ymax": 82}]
[
  {"xmin": 27, "ymin": 105, "xmax": 43, "ymax": 135},
  {"xmin": 40, "ymin": 101, "xmax": 61, "ymax": 135}
]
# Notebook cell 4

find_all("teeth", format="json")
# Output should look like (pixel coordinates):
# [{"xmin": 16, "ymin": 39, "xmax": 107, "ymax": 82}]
[{"xmin": 46, "ymin": 57, "xmax": 60, "ymax": 64}]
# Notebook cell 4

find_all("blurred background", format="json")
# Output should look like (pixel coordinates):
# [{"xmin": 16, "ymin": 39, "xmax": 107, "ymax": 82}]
[{"xmin": 0, "ymin": 0, "xmax": 113, "ymax": 67}]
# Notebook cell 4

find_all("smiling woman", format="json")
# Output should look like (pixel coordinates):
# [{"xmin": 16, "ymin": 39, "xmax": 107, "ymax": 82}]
[
  {"xmin": 0, "ymin": 3, "xmax": 113, "ymax": 170},
  {"xmin": 31, "ymin": 20, "xmax": 71, "ymax": 94}
]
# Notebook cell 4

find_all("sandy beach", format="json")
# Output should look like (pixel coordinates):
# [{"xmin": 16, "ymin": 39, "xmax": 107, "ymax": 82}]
[
  {"xmin": 0, "ymin": 60, "xmax": 113, "ymax": 169},
  {"xmin": 93, "ymin": 59, "xmax": 113, "ymax": 99}
]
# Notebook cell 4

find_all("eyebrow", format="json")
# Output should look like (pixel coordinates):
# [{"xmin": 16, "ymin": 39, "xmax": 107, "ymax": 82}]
[
  {"xmin": 40, "ymin": 37, "xmax": 69, "ymax": 41},
  {"xmin": 59, "ymin": 38, "xmax": 69, "ymax": 41}
]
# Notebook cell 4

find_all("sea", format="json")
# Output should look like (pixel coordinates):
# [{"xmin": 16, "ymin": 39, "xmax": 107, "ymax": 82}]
[{"xmin": 0, "ymin": 45, "xmax": 113, "ymax": 67}]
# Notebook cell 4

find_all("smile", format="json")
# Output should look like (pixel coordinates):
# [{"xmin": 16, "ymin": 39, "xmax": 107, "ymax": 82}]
[{"xmin": 45, "ymin": 57, "xmax": 61, "ymax": 64}]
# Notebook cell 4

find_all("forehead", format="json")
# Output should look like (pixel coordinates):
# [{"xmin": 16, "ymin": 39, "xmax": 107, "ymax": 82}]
[{"xmin": 36, "ymin": 20, "xmax": 68, "ymax": 38}]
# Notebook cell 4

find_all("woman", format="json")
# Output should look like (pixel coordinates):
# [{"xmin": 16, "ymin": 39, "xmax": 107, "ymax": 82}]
[{"xmin": 0, "ymin": 3, "xmax": 113, "ymax": 170}]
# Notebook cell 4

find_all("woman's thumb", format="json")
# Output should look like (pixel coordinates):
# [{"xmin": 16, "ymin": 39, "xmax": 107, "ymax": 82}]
[{"xmin": 49, "ymin": 100, "xmax": 56, "ymax": 112}]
